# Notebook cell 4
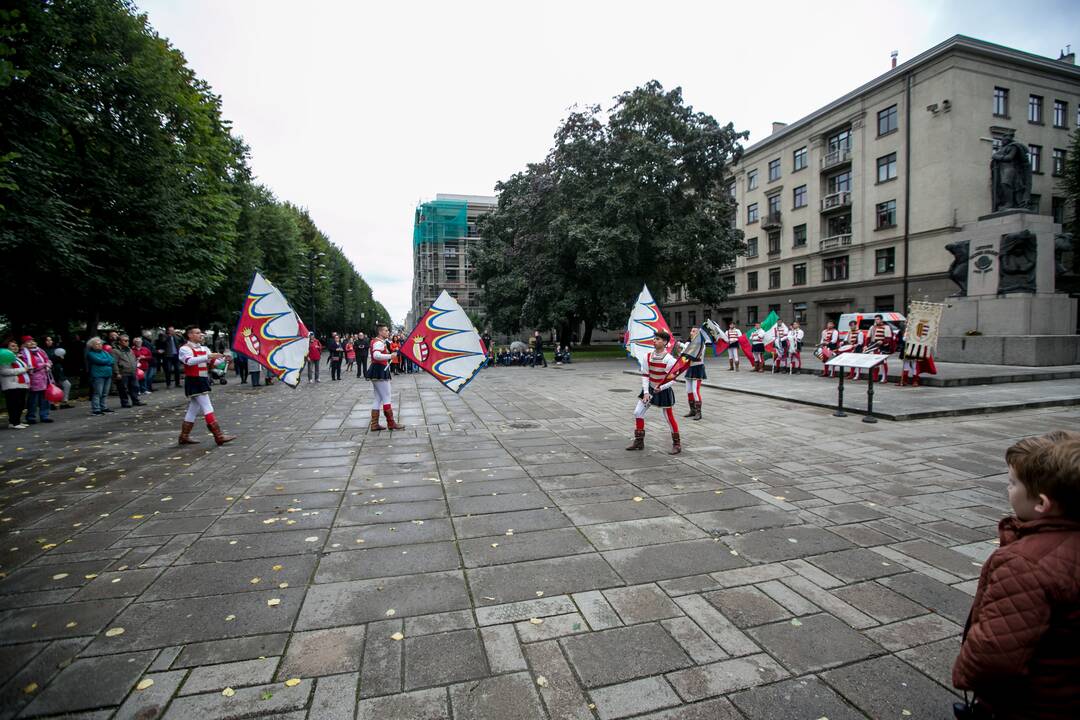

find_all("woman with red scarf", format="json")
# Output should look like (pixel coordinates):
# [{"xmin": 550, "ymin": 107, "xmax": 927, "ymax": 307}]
[{"xmin": 19, "ymin": 336, "xmax": 53, "ymax": 424}]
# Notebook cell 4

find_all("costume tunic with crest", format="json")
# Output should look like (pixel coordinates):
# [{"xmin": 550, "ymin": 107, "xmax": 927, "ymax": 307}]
[
  {"xmin": 684, "ymin": 342, "xmax": 707, "ymax": 381},
  {"xmin": 365, "ymin": 338, "xmax": 393, "ymax": 380},
  {"xmin": 179, "ymin": 342, "xmax": 213, "ymax": 397},
  {"xmin": 639, "ymin": 350, "xmax": 677, "ymax": 407}
]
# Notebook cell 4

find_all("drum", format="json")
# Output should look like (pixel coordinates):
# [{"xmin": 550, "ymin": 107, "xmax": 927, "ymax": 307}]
[{"xmin": 814, "ymin": 346, "xmax": 833, "ymax": 362}]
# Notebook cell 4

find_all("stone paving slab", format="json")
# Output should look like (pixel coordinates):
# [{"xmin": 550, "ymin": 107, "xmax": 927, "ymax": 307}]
[{"xmin": 1, "ymin": 361, "xmax": 1076, "ymax": 718}]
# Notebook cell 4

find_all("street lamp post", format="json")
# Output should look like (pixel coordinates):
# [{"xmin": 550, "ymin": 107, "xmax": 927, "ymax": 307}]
[{"xmin": 302, "ymin": 251, "xmax": 327, "ymax": 335}]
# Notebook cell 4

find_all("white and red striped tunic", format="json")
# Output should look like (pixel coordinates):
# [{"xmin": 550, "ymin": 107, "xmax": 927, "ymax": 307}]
[{"xmin": 640, "ymin": 351, "xmax": 676, "ymax": 393}]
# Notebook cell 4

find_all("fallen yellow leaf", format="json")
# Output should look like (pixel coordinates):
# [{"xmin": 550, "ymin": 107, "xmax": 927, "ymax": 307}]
[
  {"xmin": 52, "ymin": 573, "xmax": 68, "ymax": 580},
  {"xmin": 23, "ymin": 682, "xmax": 38, "ymax": 694},
  {"xmin": 136, "ymin": 678, "xmax": 154, "ymax": 691},
  {"xmin": 390, "ymin": 631, "xmax": 404, "ymax": 641},
  {"xmin": 385, "ymin": 608, "xmax": 396, "ymax": 617},
  {"xmin": 284, "ymin": 678, "xmax": 301, "ymax": 687},
  {"xmin": 221, "ymin": 687, "xmax": 235, "ymax": 697},
  {"xmin": 104, "ymin": 627, "xmax": 124, "ymax": 637},
  {"xmin": 250, "ymin": 577, "xmax": 261, "ymax": 584},
  {"xmin": 536, "ymin": 675, "xmax": 549, "ymax": 688},
  {"xmin": 529, "ymin": 617, "xmax": 543, "ymax": 625},
  {"xmin": 272, "ymin": 565, "xmax": 283, "ymax": 571},
  {"xmin": 267, "ymin": 598, "xmax": 281, "ymax": 607},
  {"xmin": 632, "ymin": 496, "xmax": 643, "ymax": 502}
]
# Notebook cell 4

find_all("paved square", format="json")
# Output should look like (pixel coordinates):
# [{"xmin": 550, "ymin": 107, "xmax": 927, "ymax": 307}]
[{"xmin": 1, "ymin": 359, "xmax": 1075, "ymax": 718}]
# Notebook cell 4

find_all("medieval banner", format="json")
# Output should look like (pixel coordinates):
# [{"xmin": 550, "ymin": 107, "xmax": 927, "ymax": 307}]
[
  {"xmin": 625, "ymin": 284, "xmax": 674, "ymax": 364},
  {"xmin": 233, "ymin": 272, "xmax": 310, "ymax": 387},
  {"xmin": 904, "ymin": 301, "xmax": 945, "ymax": 359},
  {"xmin": 401, "ymin": 290, "xmax": 487, "ymax": 393}
]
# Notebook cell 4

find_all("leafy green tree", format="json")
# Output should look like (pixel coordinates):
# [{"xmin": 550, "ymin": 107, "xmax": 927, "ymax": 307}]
[{"xmin": 472, "ymin": 82, "xmax": 745, "ymax": 343}]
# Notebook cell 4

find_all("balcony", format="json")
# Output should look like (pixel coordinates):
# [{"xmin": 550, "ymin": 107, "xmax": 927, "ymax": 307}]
[
  {"xmin": 761, "ymin": 210, "xmax": 782, "ymax": 230},
  {"xmin": 821, "ymin": 144, "xmax": 852, "ymax": 170},
  {"xmin": 821, "ymin": 191, "xmax": 852, "ymax": 213},
  {"xmin": 819, "ymin": 233, "xmax": 852, "ymax": 251}
]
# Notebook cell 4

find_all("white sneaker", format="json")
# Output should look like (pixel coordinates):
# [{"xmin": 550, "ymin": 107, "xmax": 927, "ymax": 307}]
[{"xmin": 14, "ymin": 424, "xmax": 29, "ymax": 429}]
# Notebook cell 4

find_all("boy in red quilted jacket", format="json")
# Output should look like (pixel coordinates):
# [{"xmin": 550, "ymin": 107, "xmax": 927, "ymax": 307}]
[{"xmin": 952, "ymin": 431, "xmax": 1080, "ymax": 719}]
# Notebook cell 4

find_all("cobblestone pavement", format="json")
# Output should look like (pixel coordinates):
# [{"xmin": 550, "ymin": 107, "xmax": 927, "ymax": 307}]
[{"xmin": 2, "ymin": 361, "xmax": 1079, "ymax": 719}]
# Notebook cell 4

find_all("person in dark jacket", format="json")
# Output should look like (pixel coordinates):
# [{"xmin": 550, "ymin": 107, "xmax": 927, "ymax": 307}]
[
  {"xmin": 85, "ymin": 337, "xmax": 115, "ymax": 415},
  {"xmin": 111, "ymin": 334, "xmax": 143, "ymax": 408},
  {"xmin": 354, "ymin": 333, "xmax": 369, "ymax": 378},
  {"xmin": 532, "ymin": 330, "xmax": 548, "ymax": 368},
  {"xmin": 952, "ymin": 431, "xmax": 1080, "ymax": 720}
]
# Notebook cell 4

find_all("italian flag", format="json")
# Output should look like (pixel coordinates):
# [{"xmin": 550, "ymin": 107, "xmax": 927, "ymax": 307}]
[{"xmin": 760, "ymin": 310, "xmax": 781, "ymax": 355}]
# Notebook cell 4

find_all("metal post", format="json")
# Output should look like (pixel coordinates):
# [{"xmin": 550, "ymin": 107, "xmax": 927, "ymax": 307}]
[
  {"xmin": 834, "ymin": 364, "xmax": 846, "ymax": 417},
  {"xmin": 863, "ymin": 363, "xmax": 878, "ymax": 423}
]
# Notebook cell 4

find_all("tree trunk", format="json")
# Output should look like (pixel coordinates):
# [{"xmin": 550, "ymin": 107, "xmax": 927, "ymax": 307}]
[
  {"xmin": 85, "ymin": 309, "xmax": 99, "ymax": 339},
  {"xmin": 583, "ymin": 317, "xmax": 595, "ymax": 346}
]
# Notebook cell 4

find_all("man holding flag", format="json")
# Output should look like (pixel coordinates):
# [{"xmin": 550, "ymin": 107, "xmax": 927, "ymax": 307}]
[{"xmin": 626, "ymin": 330, "xmax": 682, "ymax": 455}]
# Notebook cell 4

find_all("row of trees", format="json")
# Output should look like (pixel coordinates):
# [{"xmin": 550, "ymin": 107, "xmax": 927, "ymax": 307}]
[
  {"xmin": 471, "ymin": 81, "xmax": 747, "ymax": 344},
  {"xmin": 0, "ymin": 0, "xmax": 387, "ymax": 338}
]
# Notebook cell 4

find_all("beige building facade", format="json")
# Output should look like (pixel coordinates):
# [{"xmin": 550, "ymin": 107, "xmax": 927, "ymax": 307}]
[{"xmin": 665, "ymin": 36, "xmax": 1080, "ymax": 341}]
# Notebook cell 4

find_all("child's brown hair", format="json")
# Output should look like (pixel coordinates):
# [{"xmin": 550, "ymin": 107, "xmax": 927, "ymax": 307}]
[{"xmin": 1006, "ymin": 431, "xmax": 1080, "ymax": 520}]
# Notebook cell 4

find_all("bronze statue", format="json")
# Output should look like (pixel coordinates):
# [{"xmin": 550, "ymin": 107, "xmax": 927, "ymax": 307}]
[
  {"xmin": 946, "ymin": 240, "xmax": 969, "ymax": 296},
  {"xmin": 999, "ymin": 230, "xmax": 1037, "ymax": 294},
  {"xmin": 991, "ymin": 131, "xmax": 1032, "ymax": 212}
]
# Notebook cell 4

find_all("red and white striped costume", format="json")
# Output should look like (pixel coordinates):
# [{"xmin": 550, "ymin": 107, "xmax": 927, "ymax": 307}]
[
  {"xmin": 820, "ymin": 328, "xmax": 839, "ymax": 377},
  {"xmin": 634, "ymin": 351, "xmax": 678, "ymax": 432},
  {"xmin": 866, "ymin": 323, "xmax": 892, "ymax": 382},
  {"xmin": 179, "ymin": 342, "xmax": 216, "ymax": 424},
  {"xmin": 789, "ymin": 326, "xmax": 805, "ymax": 370},
  {"xmin": 725, "ymin": 327, "xmax": 743, "ymax": 365}
]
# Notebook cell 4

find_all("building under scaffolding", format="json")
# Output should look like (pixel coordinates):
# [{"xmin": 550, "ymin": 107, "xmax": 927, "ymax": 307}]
[{"xmin": 408, "ymin": 193, "xmax": 497, "ymax": 329}]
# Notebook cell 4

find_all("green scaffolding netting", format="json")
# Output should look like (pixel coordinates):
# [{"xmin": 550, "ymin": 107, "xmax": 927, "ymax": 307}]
[{"xmin": 414, "ymin": 199, "xmax": 468, "ymax": 246}]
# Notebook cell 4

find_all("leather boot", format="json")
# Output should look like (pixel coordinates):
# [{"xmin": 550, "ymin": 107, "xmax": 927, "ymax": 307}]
[
  {"xmin": 728, "ymin": 359, "xmax": 734, "ymax": 371},
  {"xmin": 178, "ymin": 420, "xmax": 199, "ymax": 445},
  {"xmin": 899, "ymin": 371, "xmax": 908, "ymax": 387},
  {"xmin": 384, "ymin": 406, "xmax": 405, "ymax": 430},
  {"xmin": 734, "ymin": 362, "xmax": 739, "ymax": 372},
  {"xmin": 669, "ymin": 432, "xmax": 682, "ymax": 455},
  {"xmin": 369, "ymin": 409, "xmax": 385, "ymax": 431},
  {"xmin": 207, "ymin": 420, "xmax": 235, "ymax": 446},
  {"xmin": 912, "ymin": 374, "xmax": 920, "ymax": 387},
  {"xmin": 684, "ymin": 399, "xmax": 695, "ymax": 418},
  {"xmin": 693, "ymin": 401, "xmax": 702, "ymax": 421},
  {"xmin": 625, "ymin": 429, "xmax": 645, "ymax": 451}
]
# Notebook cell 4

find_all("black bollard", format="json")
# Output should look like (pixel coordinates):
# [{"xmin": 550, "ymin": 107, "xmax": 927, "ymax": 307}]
[
  {"xmin": 863, "ymin": 364, "xmax": 878, "ymax": 423},
  {"xmin": 834, "ymin": 365, "xmax": 846, "ymax": 417}
]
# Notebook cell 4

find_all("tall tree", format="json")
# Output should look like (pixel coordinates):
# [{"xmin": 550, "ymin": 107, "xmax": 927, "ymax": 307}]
[{"xmin": 472, "ymin": 82, "xmax": 746, "ymax": 343}]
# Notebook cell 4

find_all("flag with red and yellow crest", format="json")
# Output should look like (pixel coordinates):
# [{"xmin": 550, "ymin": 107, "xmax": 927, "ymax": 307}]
[{"xmin": 400, "ymin": 290, "xmax": 487, "ymax": 393}]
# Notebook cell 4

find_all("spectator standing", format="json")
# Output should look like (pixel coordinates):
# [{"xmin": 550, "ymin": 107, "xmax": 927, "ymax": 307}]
[
  {"xmin": 328, "ymin": 332, "xmax": 344, "ymax": 381},
  {"xmin": 132, "ymin": 336, "xmax": 153, "ymax": 393},
  {"xmin": 306, "ymin": 333, "xmax": 322, "ymax": 383},
  {"xmin": 355, "ymin": 333, "xmax": 369, "ymax": 378},
  {"xmin": 85, "ymin": 337, "xmax": 114, "ymax": 415},
  {"xmin": 51, "ymin": 348, "xmax": 73, "ymax": 407},
  {"xmin": 247, "ymin": 354, "xmax": 262, "ymax": 388},
  {"xmin": 533, "ymin": 330, "xmax": 548, "ymax": 368},
  {"xmin": 162, "ymin": 326, "xmax": 181, "ymax": 388},
  {"xmin": 111, "ymin": 334, "xmax": 143, "ymax": 408},
  {"xmin": 345, "ymin": 338, "xmax": 356, "ymax": 374},
  {"xmin": 1, "ymin": 340, "xmax": 30, "ymax": 428},
  {"xmin": 19, "ymin": 336, "xmax": 53, "ymax": 424}
]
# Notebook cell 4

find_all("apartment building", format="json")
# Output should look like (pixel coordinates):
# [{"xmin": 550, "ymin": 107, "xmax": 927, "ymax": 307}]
[
  {"xmin": 665, "ymin": 35, "xmax": 1079, "ymax": 340},
  {"xmin": 409, "ymin": 193, "xmax": 497, "ymax": 329}
]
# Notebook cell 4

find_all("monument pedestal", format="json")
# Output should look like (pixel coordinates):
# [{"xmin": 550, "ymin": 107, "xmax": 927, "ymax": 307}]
[{"xmin": 938, "ymin": 211, "xmax": 1078, "ymax": 366}]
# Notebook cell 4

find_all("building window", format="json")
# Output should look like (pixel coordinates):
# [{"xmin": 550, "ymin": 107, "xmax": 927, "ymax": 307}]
[
  {"xmin": 747, "ymin": 306, "xmax": 759, "ymax": 324},
  {"xmin": 1054, "ymin": 100, "xmax": 1068, "ymax": 128},
  {"xmin": 793, "ymin": 146, "xmax": 808, "ymax": 171},
  {"xmin": 768, "ymin": 158, "xmax": 781, "ymax": 182},
  {"xmin": 747, "ymin": 203, "xmax": 759, "ymax": 224},
  {"xmin": 674, "ymin": 312, "xmax": 682, "ymax": 328},
  {"xmin": 793, "ymin": 185, "xmax": 807, "ymax": 209},
  {"xmin": 877, "ymin": 104, "xmax": 898, "ymax": 136},
  {"xmin": 877, "ymin": 152, "xmax": 898, "ymax": 183},
  {"xmin": 747, "ymin": 271, "xmax": 759, "ymax": 291},
  {"xmin": 767, "ymin": 194, "xmax": 782, "ymax": 217},
  {"xmin": 768, "ymin": 268, "xmax": 780, "ymax": 289},
  {"xmin": 823, "ymin": 255, "xmax": 849, "ymax": 282},
  {"xmin": 1052, "ymin": 196, "xmax": 1066, "ymax": 224},
  {"xmin": 793, "ymin": 302, "xmax": 808, "ymax": 324},
  {"xmin": 746, "ymin": 237, "xmax": 758, "ymax": 257},
  {"xmin": 1030, "ymin": 194, "xmax": 1041, "ymax": 213},
  {"xmin": 1029, "ymin": 145, "xmax": 1042, "ymax": 173},
  {"xmin": 876, "ymin": 247, "xmax": 896, "ymax": 274},
  {"xmin": 1028, "ymin": 94, "xmax": 1043, "ymax": 124},
  {"xmin": 827, "ymin": 128, "xmax": 851, "ymax": 154},
  {"xmin": 827, "ymin": 171, "xmax": 851, "ymax": 194},
  {"xmin": 727, "ymin": 181, "xmax": 736, "ymax": 199},
  {"xmin": 793, "ymin": 224, "xmax": 807, "ymax": 247},
  {"xmin": 445, "ymin": 269, "xmax": 459, "ymax": 282},
  {"xmin": 827, "ymin": 213, "xmax": 851, "ymax": 237},
  {"xmin": 993, "ymin": 87, "xmax": 1009, "ymax": 117},
  {"xmin": 747, "ymin": 170, "xmax": 758, "ymax": 190},
  {"xmin": 1052, "ymin": 148, "xmax": 1066, "ymax": 177},
  {"xmin": 874, "ymin": 295, "xmax": 895, "ymax": 312},
  {"xmin": 768, "ymin": 303, "xmax": 781, "ymax": 316},
  {"xmin": 793, "ymin": 263, "xmax": 807, "ymax": 286},
  {"xmin": 876, "ymin": 199, "xmax": 897, "ymax": 229},
  {"xmin": 767, "ymin": 231, "xmax": 781, "ymax": 255},
  {"xmin": 688, "ymin": 310, "xmax": 696, "ymax": 327}
]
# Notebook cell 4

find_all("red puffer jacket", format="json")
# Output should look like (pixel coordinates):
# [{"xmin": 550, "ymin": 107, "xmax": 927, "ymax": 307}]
[{"xmin": 952, "ymin": 516, "xmax": 1080, "ymax": 719}]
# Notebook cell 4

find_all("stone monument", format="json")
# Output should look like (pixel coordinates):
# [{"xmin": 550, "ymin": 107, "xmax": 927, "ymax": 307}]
[{"xmin": 937, "ymin": 134, "xmax": 1078, "ymax": 365}]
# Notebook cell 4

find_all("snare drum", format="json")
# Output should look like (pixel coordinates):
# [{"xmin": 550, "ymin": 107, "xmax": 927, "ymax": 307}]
[{"xmin": 814, "ymin": 346, "xmax": 833, "ymax": 362}]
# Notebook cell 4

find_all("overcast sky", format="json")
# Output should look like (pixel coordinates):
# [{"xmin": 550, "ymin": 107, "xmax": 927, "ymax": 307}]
[{"xmin": 137, "ymin": 0, "xmax": 1078, "ymax": 324}]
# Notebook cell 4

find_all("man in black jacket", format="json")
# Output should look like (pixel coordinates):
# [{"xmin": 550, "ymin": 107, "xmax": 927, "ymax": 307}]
[
  {"xmin": 354, "ymin": 333, "xmax": 369, "ymax": 378},
  {"xmin": 532, "ymin": 330, "xmax": 548, "ymax": 368}
]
